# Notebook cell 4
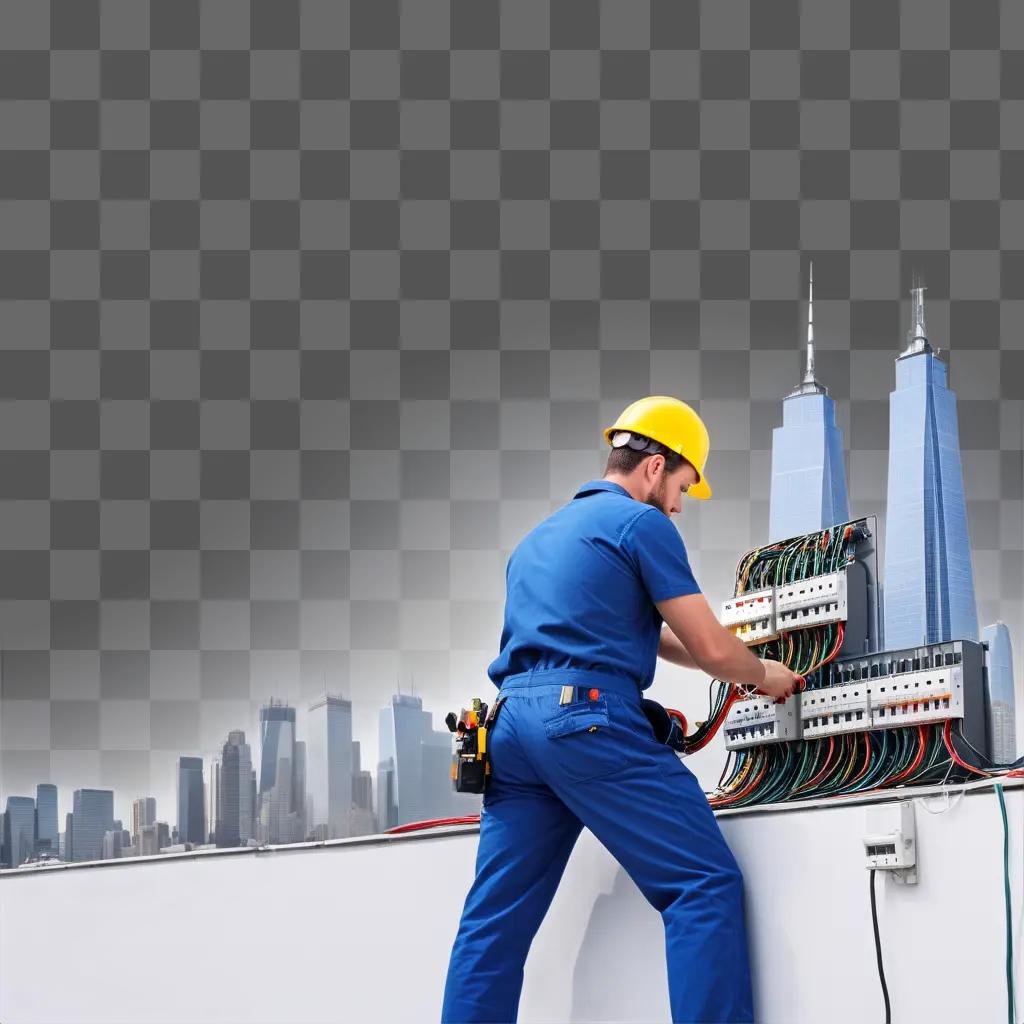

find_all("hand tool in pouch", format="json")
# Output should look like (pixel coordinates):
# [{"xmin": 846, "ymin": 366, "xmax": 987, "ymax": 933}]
[{"xmin": 445, "ymin": 695, "xmax": 507, "ymax": 794}]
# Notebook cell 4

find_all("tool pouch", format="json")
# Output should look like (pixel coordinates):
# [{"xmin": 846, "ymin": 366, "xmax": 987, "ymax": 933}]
[
  {"xmin": 450, "ymin": 697, "xmax": 506, "ymax": 794},
  {"xmin": 641, "ymin": 698, "xmax": 687, "ymax": 753}
]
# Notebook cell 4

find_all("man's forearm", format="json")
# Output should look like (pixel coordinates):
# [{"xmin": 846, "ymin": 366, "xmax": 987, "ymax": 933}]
[{"xmin": 657, "ymin": 627, "xmax": 701, "ymax": 669}]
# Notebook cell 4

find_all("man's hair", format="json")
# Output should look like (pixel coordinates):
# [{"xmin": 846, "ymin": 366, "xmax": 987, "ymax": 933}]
[{"xmin": 604, "ymin": 445, "xmax": 686, "ymax": 476}]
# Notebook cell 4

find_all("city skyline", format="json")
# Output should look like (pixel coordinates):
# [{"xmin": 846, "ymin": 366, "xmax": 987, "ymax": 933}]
[{"xmin": 1, "ymin": 685, "xmax": 480, "ymax": 867}]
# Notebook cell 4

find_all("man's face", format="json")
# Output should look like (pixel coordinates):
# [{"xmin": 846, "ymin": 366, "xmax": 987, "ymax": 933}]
[{"xmin": 642, "ymin": 458, "xmax": 699, "ymax": 516}]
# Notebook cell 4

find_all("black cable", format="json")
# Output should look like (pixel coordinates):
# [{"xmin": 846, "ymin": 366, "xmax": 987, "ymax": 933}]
[{"xmin": 869, "ymin": 868, "xmax": 892, "ymax": 1024}]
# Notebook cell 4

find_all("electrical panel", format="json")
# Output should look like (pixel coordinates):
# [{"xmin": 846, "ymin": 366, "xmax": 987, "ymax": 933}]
[
  {"xmin": 801, "ymin": 682, "xmax": 870, "ymax": 740},
  {"xmin": 720, "ymin": 586, "xmax": 776, "ymax": 644},
  {"xmin": 724, "ymin": 695, "xmax": 800, "ymax": 750},
  {"xmin": 720, "ymin": 516, "xmax": 880, "ymax": 660},
  {"xmin": 707, "ymin": 517, "xmax": 1000, "ymax": 808},
  {"xmin": 717, "ymin": 516, "xmax": 880, "ymax": 754},
  {"xmin": 812, "ymin": 638, "xmax": 988, "ymax": 755}
]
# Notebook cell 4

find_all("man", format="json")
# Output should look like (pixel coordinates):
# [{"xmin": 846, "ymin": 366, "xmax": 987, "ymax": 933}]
[{"xmin": 441, "ymin": 395, "xmax": 802, "ymax": 1024}]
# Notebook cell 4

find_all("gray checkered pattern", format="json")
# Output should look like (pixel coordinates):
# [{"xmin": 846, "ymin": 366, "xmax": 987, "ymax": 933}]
[{"xmin": 0, "ymin": 0, "xmax": 1022, "ymax": 821}]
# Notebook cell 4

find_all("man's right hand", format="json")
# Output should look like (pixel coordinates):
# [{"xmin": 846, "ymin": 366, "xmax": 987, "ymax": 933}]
[{"xmin": 755, "ymin": 658, "xmax": 804, "ymax": 701}]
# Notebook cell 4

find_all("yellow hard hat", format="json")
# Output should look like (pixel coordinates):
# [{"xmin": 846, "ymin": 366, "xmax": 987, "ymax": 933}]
[{"xmin": 602, "ymin": 395, "xmax": 712, "ymax": 500}]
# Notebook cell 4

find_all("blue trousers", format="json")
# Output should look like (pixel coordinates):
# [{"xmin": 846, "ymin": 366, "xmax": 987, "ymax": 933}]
[{"xmin": 441, "ymin": 668, "xmax": 754, "ymax": 1024}]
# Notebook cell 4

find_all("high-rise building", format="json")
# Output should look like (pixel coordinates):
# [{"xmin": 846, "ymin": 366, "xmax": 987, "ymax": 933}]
[
  {"xmin": 215, "ymin": 730, "xmax": 254, "ymax": 848},
  {"xmin": 377, "ymin": 693, "xmax": 465, "ymax": 828},
  {"xmin": 307, "ymin": 694, "xmax": 354, "ymax": 839},
  {"xmin": 983, "ymin": 621, "xmax": 1018, "ymax": 764},
  {"xmin": 132, "ymin": 797, "xmax": 156, "ymax": 844},
  {"xmin": 34, "ymin": 784, "xmax": 58, "ymax": 857},
  {"xmin": 176, "ymin": 757, "xmax": 205, "ymax": 845},
  {"xmin": 101, "ymin": 829, "xmax": 126, "ymax": 859},
  {"xmin": 375, "ymin": 757, "xmax": 397, "ymax": 832},
  {"xmin": 138, "ymin": 822, "xmax": 171, "ymax": 856},
  {"xmin": 378, "ymin": 694, "xmax": 429, "ymax": 827},
  {"xmin": 883, "ymin": 280, "xmax": 979, "ymax": 648},
  {"xmin": 769, "ymin": 263, "xmax": 850, "ymax": 543},
  {"xmin": 3, "ymin": 797, "xmax": 35, "ymax": 867},
  {"xmin": 257, "ymin": 700, "xmax": 305, "ymax": 843},
  {"xmin": 208, "ymin": 758, "xmax": 219, "ymax": 844},
  {"xmin": 70, "ymin": 790, "xmax": 114, "ymax": 863},
  {"xmin": 350, "ymin": 741, "xmax": 377, "ymax": 837},
  {"xmin": 64, "ymin": 811, "xmax": 74, "ymax": 862},
  {"xmin": 294, "ymin": 741, "xmax": 307, "ymax": 840}
]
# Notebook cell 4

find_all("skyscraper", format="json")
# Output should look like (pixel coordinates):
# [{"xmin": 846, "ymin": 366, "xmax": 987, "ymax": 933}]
[
  {"xmin": 375, "ymin": 756, "xmax": 397, "ymax": 832},
  {"xmin": 215, "ymin": 730, "xmax": 254, "ymax": 848},
  {"xmin": 208, "ymin": 758, "xmax": 219, "ymax": 845},
  {"xmin": 350, "ymin": 740, "xmax": 377, "ymax": 836},
  {"xmin": 983, "ymin": 621, "xmax": 1017, "ymax": 764},
  {"xmin": 70, "ymin": 789, "xmax": 114, "ymax": 863},
  {"xmin": 378, "ymin": 694, "xmax": 430, "ymax": 827},
  {"xmin": 377, "ymin": 692, "xmax": 465, "ymax": 828},
  {"xmin": 132, "ymin": 797, "xmax": 156, "ymax": 844},
  {"xmin": 257, "ymin": 700, "xmax": 305, "ymax": 843},
  {"xmin": 138, "ymin": 822, "xmax": 170, "ymax": 856},
  {"xmin": 35, "ymin": 784, "xmax": 58, "ymax": 857},
  {"xmin": 769, "ymin": 263, "xmax": 850, "ymax": 543},
  {"xmin": 883, "ymin": 279, "xmax": 979, "ymax": 648},
  {"xmin": 3, "ymin": 797, "xmax": 35, "ymax": 867},
  {"xmin": 307, "ymin": 694, "xmax": 354, "ymax": 839},
  {"xmin": 176, "ymin": 757, "xmax": 205, "ymax": 846}
]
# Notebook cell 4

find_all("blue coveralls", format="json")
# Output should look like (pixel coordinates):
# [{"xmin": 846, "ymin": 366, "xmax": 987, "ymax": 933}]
[{"xmin": 441, "ymin": 480, "xmax": 754, "ymax": 1024}]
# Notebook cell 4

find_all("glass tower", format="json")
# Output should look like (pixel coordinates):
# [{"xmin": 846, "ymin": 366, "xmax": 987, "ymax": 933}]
[
  {"xmin": 176, "ymin": 757, "xmax": 205, "ymax": 846},
  {"xmin": 883, "ymin": 280, "xmax": 979, "ymax": 648},
  {"xmin": 35, "ymin": 783, "xmax": 58, "ymax": 856},
  {"xmin": 3, "ymin": 796, "xmax": 35, "ymax": 867},
  {"xmin": 307, "ymin": 694, "xmax": 354, "ymax": 839},
  {"xmin": 769, "ymin": 263, "xmax": 850, "ymax": 543},
  {"xmin": 71, "ymin": 789, "xmax": 114, "ymax": 863},
  {"xmin": 982, "ymin": 621, "xmax": 1017, "ymax": 764}
]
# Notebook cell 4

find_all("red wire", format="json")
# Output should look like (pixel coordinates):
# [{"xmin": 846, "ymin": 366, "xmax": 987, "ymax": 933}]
[
  {"xmin": 887, "ymin": 725, "xmax": 927, "ymax": 787},
  {"xmin": 383, "ymin": 815, "xmax": 481, "ymax": 835},
  {"xmin": 942, "ymin": 719, "xmax": 991, "ymax": 777},
  {"xmin": 665, "ymin": 707, "xmax": 689, "ymax": 735},
  {"xmin": 683, "ymin": 684, "xmax": 740, "ymax": 754}
]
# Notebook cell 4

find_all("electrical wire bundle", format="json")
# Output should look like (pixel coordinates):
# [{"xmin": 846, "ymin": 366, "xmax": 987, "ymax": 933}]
[
  {"xmin": 710, "ymin": 706, "xmax": 1024, "ymax": 811},
  {"xmin": 736, "ymin": 522, "xmax": 859, "ymax": 689},
  {"xmin": 674, "ymin": 524, "xmax": 863, "ymax": 767}
]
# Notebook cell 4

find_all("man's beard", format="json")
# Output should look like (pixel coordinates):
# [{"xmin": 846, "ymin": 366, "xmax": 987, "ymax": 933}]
[{"xmin": 642, "ymin": 476, "xmax": 668, "ymax": 513}]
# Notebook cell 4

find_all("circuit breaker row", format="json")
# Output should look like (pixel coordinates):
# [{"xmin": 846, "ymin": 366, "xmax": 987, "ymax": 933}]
[
  {"xmin": 720, "ymin": 570, "xmax": 848, "ymax": 645},
  {"xmin": 723, "ymin": 640, "xmax": 980, "ymax": 751}
]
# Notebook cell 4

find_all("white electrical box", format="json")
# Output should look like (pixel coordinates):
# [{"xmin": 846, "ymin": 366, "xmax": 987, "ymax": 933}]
[
  {"xmin": 801, "ymin": 681, "xmax": 871, "ymax": 739},
  {"xmin": 723, "ymin": 695, "xmax": 801, "ymax": 750},
  {"xmin": 869, "ymin": 665, "xmax": 962, "ymax": 729},
  {"xmin": 863, "ymin": 801, "xmax": 918, "ymax": 883},
  {"xmin": 776, "ymin": 570, "xmax": 847, "ymax": 631},
  {"xmin": 721, "ymin": 570, "xmax": 852, "ymax": 647},
  {"xmin": 721, "ymin": 587, "xmax": 777, "ymax": 644}
]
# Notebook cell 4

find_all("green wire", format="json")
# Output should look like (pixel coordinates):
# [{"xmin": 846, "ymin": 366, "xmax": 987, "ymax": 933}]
[{"xmin": 995, "ymin": 782, "xmax": 1016, "ymax": 1024}]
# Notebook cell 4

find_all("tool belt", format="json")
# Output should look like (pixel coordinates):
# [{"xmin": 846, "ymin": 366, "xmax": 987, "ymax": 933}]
[
  {"xmin": 446, "ymin": 695, "xmax": 507, "ymax": 794},
  {"xmin": 444, "ymin": 691, "xmax": 685, "ymax": 794}
]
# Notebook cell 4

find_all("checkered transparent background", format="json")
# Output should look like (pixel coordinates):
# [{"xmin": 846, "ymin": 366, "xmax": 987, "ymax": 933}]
[{"xmin": 0, "ymin": 0, "xmax": 1022, "ymax": 819}]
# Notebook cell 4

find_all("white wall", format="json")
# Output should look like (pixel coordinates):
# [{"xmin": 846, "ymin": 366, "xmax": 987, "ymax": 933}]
[{"xmin": 2, "ymin": 780, "xmax": 1021, "ymax": 1024}]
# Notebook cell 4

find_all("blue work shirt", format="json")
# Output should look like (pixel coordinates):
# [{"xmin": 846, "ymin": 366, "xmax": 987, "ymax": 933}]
[{"xmin": 487, "ymin": 479, "xmax": 703, "ymax": 692}]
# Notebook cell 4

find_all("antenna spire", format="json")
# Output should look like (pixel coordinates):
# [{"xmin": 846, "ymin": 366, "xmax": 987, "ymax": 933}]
[
  {"xmin": 788, "ymin": 261, "xmax": 827, "ymax": 396},
  {"xmin": 900, "ymin": 270, "xmax": 933, "ymax": 358}
]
